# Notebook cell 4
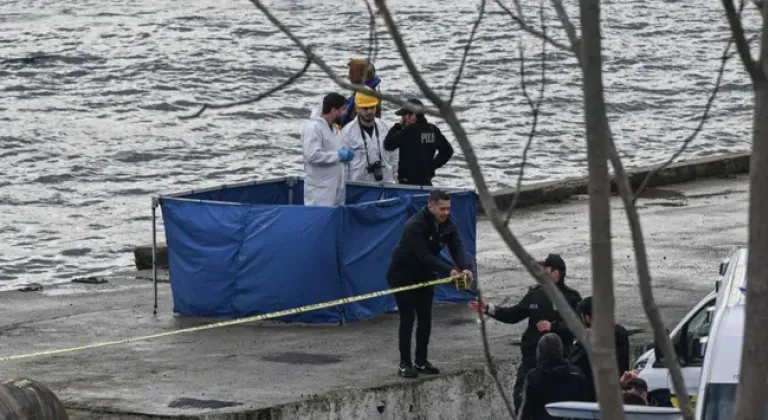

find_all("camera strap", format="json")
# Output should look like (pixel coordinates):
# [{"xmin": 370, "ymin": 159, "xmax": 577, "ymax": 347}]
[{"xmin": 358, "ymin": 122, "xmax": 382, "ymax": 168}]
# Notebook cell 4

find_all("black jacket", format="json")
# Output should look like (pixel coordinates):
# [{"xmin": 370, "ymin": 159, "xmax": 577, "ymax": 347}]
[
  {"xmin": 383, "ymin": 120, "xmax": 453, "ymax": 186},
  {"xmin": 520, "ymin": 359, "xmax": 590, "ymax": 420},
  {"xmin": 488, "ymin": 284, "xmax": 582, "ymax": 364},
  {"xmin": 386, "ymin": 207, "xmax": 469, "ymax": 287},
  {"xmin": 568, "ymin": 324, "xmax": 631, "ymax": 402}
]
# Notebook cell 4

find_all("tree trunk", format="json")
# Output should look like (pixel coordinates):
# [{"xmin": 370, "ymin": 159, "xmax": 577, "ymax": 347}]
[
  {"xmin": 734, "ymin": 5, "xmax": 768, "ymax": 418},
  {"xmin": 579, "ymin": 0, "xmax": 625, "ymax": 418}
]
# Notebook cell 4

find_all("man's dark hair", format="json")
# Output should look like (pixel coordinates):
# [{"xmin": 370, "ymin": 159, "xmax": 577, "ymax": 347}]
[
  {"xmin": 622, "ymin": 377, "xmax": 649, "ymax": 393},
  {"xmin": 322, "ymin": 93, "xmax": 347, "ymax": 114},
  {"xmin": 622, "ymin": 391, "xmax": 647, "ymax": 405},
  {"xmin": 577, "ymin": 296, "xmax": 593, "ymax": 318},
  {"xmin": 428, "ymin": 190, "xmax": 450, "ymax": 203}
]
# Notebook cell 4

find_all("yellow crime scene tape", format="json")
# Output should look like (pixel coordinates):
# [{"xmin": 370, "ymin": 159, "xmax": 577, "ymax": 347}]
[{"xmin": 0, "ymin": 275, "xmax": 471, "ymax": 363}]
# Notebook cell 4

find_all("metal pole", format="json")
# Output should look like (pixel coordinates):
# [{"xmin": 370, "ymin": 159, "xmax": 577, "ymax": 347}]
[
  {"xmin": 152, "ymin": 198, "xmax": 158, "ymax": 315},
  {"xmin": 287, "ymin": 178, "xmax": 295, "ymax": 205}
]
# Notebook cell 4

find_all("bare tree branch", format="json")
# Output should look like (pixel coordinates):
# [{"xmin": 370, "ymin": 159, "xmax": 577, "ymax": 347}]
[
  {"xmin": 370, "ymin": 0, "xmax": 593, "ymax": 351},
  {"xmin": 511, "ymin": 0, "xmax": 524, "ymax": 20},
  {"xmin": 242, "ymin": 6, "xmax": 593, "ymax": 419},
  {"xmin": 246, "ymin": 0, "xmax": 441, "ymax": 118},
  {"xmin": 504, "ymin": 3, "xmax": 547, "ymax": 224},
  {"xmin": 549, "ymin": 0, "xmax": 582, "ymax": 66},
  {"xmin": 606, "ymin": 133, "xmax": 696, "ymax": 420},
  {"xmin": 493, "ymin": 0, "xmax": 573, "ymax": 53},
  {"xmin": 475, "ymin": 288, "xmax": 517, "ymax": 419},
  {"xmin": 449, "ymin": 0, "xmax": 486, "ymax": 105},
  {"xmin": 545, "ymin": 3, "xmax": 696, "ymax": 417},
  {"xmin": 733, "ymin": 2, "xmax": 768, "ymax": 418},
  {"xmin": 722, "ymin": 0, "xmax": 762, "ymax": 81},
  {"xmin": 362, "ymin": 0, "xmax": 379, "ymax": 81},
  {"xmin": 632, "ymin": 38, "xmax": 734, "ymax": 201},
  {"xmin": 578, "ymin": 0, "xmax": 625, "ymax": 417},
  {"xmin": 179, "ymin": 56, "xmax": 312, "ymax": 120}
]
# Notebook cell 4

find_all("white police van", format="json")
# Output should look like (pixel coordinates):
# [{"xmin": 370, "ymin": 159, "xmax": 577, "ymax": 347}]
[
  {"xmin": 693, "ymin": 247, "xmax": 749, "ymax": 418},
  {"xmin": 632, "ymin": 257, "xmax": 731, "ymax": 408}
]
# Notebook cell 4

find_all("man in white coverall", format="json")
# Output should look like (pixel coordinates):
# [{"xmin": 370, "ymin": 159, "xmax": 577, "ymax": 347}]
[
  {"xmin": 341, "ymin": 88, "xmax": 396, "ymax": 184},
  {"xmin": 303, "ymin": 92, "xmax": 355, "ymax": 206}
]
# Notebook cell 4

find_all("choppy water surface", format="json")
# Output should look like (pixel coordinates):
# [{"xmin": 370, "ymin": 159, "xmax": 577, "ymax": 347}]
[{"xmin": 0, "ymin": 0, "xmax": 762, "ymax": 289}]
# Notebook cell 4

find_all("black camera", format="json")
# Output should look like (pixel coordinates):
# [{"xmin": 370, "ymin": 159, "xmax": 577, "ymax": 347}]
[{"xmin": 367, "ymin": 161, "xmax": 384, "ymax": 181}]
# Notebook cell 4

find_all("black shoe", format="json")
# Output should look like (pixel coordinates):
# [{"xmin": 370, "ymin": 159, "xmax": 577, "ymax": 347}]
[
  {"xmin": 398, "ymin": 362, "xmax": 418, "ymax": 378},
  {"xmin": 415, "ymin": 361, "xmax": 440, "ymax": 374}
]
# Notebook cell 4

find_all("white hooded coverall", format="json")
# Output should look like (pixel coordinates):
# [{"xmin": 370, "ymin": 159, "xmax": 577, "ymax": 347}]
[
  {"xmin": 302, "ymin": 115, "xmax": 346, "ymax": 206},
  {"xmin": 341, "ymin": 117, "xmax": 396, "ymax": 183}
]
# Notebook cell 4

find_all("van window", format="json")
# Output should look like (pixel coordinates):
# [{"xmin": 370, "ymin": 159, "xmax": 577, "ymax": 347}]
[
  {"xmin": 701, "ymin": 383, "xmax": 768, "ymax": 419},
  {"xmin": 681, "ymin": 302, "xmax": 715, "ymax": 365}
]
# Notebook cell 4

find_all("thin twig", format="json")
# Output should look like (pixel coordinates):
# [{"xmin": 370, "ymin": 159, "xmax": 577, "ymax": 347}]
[
  {"xmin": 475, "ymin": 289, "xmax": 517, "ymax": 419},
  {"xmin": 243, "ymin": 2, "xmax": 594, "ymax": 398},
  {"xmin": 632, "ymin": 38, "xmax": 734, "ymax": 201},
  {"xmin": 247, "ymin": 0, "xmax": 440, "ymax": 118},
  {"xmin": 518, "ymin": 375, "xmax": 529, "ymax": 418},
  {"xmin": 504, "ymin": 2, "xmax": 547, "ymax": 224},
  {"xmin": 362, "ymin": 0, "xmax": 378, "ymax": 81},
  {"xmin": 449, "ymin": 0, "xmax": 486, "ymax": 105},
  {"xmin": 493, "ymin": 0, "xmax": 573, "ymax": 53},
  {"xmin": 179, "ymin": 56, "xmax": 312, "ymax": 120},
  {"xmin": 511, "ymin": 0, "xmax": 524, "ymax": 19},
  {"xmin": 722, "ymin": 0, "xmax": 761, "ymax": 81},
  {"xmin": 549, "ymin": 0, "xmax": 581, "ymax": 66},
  {"xmin": 370, "ymin": 0, "xmax": 592, "ymax": 350},
  {"xmin": 547, "ymin": 2, "xmax": 695, "ymax": 418}
]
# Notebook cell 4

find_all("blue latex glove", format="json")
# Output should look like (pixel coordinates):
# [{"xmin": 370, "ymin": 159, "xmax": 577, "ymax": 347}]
[{"xmin": 338, "ymin": 147, "xmax": 354, "ymax": 162}]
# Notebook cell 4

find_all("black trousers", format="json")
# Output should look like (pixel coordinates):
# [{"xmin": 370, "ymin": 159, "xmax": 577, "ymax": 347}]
[{"xmin": 393, "ymin": 286, "xmax": 434, "ymax": 365}]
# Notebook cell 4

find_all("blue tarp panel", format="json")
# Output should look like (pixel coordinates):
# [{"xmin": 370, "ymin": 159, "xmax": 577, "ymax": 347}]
[
  {"xmin": 339, "ymin": 197, "xmax": 410, "ymax": 322},
  {"xmin": 181, "ymin": 180, "xmax": 292, "ymax": 205},
  {"xmin": 160, "ymin": 178, "xmax": 478, "ymax": 324},
  {"xmin": 162, "ymin": 199, "xmax": 344, "ymax": 322}
]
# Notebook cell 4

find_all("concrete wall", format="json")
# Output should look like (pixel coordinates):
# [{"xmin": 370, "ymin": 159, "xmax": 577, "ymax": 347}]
[
  {"xmin": 67, "ymin": 360, "xmax": 518, "ymax": 420},
  {"xmin": 491, "ymin": 152, "xmax": 750, "ymax": 211},
  {"xmin": 134, "ymin": 153, "xmax": 751, "ymax": 270}
]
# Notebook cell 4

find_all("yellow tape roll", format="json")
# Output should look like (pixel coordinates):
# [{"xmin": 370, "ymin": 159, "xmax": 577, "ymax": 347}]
[{"xmin": 670, "ymin": 395, "xmax": 696, "ymax": 409}]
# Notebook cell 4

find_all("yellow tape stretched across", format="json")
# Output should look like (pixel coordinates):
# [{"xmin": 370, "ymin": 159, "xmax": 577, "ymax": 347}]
[{"xmin": 0, "ymin": 276, "xmax": 461, "ymax": 363}]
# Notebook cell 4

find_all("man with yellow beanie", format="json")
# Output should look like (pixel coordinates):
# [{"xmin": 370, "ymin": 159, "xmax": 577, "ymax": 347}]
[{"xmin": 340, "ymin": 87, "xmax": 396, "ymax": 183}]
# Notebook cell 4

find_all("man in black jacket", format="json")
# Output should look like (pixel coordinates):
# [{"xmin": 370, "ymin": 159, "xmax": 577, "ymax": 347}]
[
  {"xmin": 568, "ymin": 296, "xmax": 631, "ymax": 402},
  {"xmin": 520, "ymin": 333, "xmax": 590, "ymax": 419},
  {"xmin": 386, "ymin": 189, "xmax": 472, "ymax": 378},
  {"xmin": 383, "ymin": 98, "xmax": 453, "ymax": 186},
  {"xmin": 468, "ymin": 254, "xmax": 582, "ymax": 412}
]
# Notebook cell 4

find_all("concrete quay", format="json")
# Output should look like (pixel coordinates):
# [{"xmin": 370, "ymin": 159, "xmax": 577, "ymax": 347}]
[{"xmin": 0, "ymin": 172, "xmax": 751, "ymax": 419}]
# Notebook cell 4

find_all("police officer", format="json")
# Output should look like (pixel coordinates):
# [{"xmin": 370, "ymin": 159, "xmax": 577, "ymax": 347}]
[
  {"xmin": 383, "ymin": 98, "xmax": 453, "ymax": 186},
  {"xmin": 387, "ymin": 189, "xmax": 472, "ymax": 378},
  {"xmin": 569, "ymin": 295, "xmax": 631, "ymax": 402},
  {"xmin": 468, "ymin": 254, "xmax": 581, "ymax": 413}
]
